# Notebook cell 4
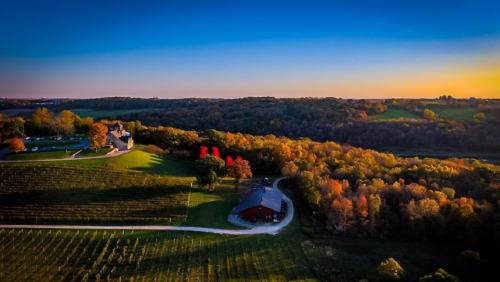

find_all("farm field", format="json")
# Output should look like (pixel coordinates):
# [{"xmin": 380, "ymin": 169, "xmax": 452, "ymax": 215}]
[
  {"xmin": 3, "ymin": 150, "xmax": 79, "ymax": 161},
  {"xmin": 0, "ymin": 165, "xmax": 191, "ymax": 224},
  {"xmin": 425, "ymin": 105, "xmax": 482, "ymax": 120},
  {"xmin": 0, "ymin": 227, "xmax": 317, "ymax": 282},
  {"xmin": 69, "ymin": 108, "xmax": 162, "ymax": 119},
  {"xmin": 370, "ymin": 109, "xmax": 421, "ymax": 121}
]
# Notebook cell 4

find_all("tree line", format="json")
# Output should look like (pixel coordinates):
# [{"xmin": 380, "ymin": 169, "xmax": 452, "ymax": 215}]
[{"xmin": 130, "ymin": 125, "xmax": 500, "ymax": 249}]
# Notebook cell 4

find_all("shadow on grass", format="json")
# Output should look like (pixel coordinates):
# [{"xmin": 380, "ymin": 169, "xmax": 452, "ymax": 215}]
[{"xmin": 130, "ymin": 154, "xmax": 195, "ymax": 176}]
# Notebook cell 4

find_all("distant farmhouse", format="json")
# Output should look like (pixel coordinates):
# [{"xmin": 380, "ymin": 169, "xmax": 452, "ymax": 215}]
[
  {"xmin": 233, "ymin": 187, "xmax": 284, "ymax": 221},
  {"xmin": 105, "ymin": 122, "xmax": 134, "ymax": 150}
]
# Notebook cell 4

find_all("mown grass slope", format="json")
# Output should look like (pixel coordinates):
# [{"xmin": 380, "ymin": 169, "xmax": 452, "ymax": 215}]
[
  {"xmin": 426, "ymin": 104, "xmax": 482, "ymax": 120},
  {"xmin": 370, "ymin": 109, "xmax": 421, "ymax": 121},
  {"xmin": 3, "ymin": 150, "xmax": 79, "ymax": 161},
  {"xmin": 27, "ymin": 148, "xmax": 194, "ymax": 177}
]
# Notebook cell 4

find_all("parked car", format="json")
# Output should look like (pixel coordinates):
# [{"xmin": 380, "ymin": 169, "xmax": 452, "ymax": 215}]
[
  {"xmin": 51, "ymin": 147, "xmax": 56, "ymax": 151},
  {"xmin": 22, "ymin": 148, "xmax": 27, "ymax": 152},
  {"xmin": 40, "ymin": 148, "xmax": 46, "ymax": 151},
  {"xmin": 69, "ymin": 137, "xmax": 75, "ymax": 140},
  {"xmin": 78, "ymin": 137, "xmax": 83, "ymax": 140},
  {"xmin": 25, "ymin": 137, "xmax": 31, "ymax": 140},
  {"xmin": 57, "ymin": 137, "xmax": 63, "ymax": 140},
  {"xmin": 32, "ymin": 147, "xmax": 38, "ymax": 151}
]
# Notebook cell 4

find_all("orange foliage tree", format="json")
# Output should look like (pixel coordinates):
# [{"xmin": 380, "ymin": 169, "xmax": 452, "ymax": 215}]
[
  {"xmin": 87, "ymin": 123, "xmax": 108, "ymax": 152},
  {"xmin": 9, "ymin": 137, "xmax": 25, "ymax": 153},
  {"xmin": 226, "ymin": 157, "xmax": 253, "ymax": 190},
  {"xmin": 329, "ymin": 198, "xmax": 354, "ymax": 232}
]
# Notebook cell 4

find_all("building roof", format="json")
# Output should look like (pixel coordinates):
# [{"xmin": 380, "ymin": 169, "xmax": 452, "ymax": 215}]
[
  {"xmin": 109, "ymin": 130, "xmax": 121, "ymax": 138},
  {"xmin": 112, "ymin": 122, "xmax": 121, "ymax": 128},
  {"xmin": 119, "ymin": 136, "xmax": 131, "ymax": 143},
  {"xmin": 233, "ymin": 187, "xmax": 283, "ymax": 214}
]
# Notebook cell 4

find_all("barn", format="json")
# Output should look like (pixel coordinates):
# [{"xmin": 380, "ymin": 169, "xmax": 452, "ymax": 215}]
[{"xmin": 234, "ymin": 187, "xmax": 284, "ymax": 221}]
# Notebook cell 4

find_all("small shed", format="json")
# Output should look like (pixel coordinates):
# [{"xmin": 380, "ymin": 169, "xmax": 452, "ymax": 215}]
[{"xmin": 234, "ymin": 187, "xmax": 284, "ymax": 220}]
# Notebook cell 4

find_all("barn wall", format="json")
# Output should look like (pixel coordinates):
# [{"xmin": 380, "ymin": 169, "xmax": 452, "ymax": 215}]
[{"xmin": 240, "ymin": 205, "xmax": 281, "ymax": 220}]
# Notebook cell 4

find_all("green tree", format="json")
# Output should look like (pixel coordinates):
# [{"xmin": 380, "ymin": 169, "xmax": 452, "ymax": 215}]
[
  {"xmin": 423, "ymin": 109, "xmax": 437, "ymax": 120},
  {"xmin": 0, "ymin": 117, "xmax": 25, "ymax": 143},
  {"xmin": 50, "ymin": 116, "xmax": 76, "ymax": 152},
  {"xmin": 377, "ymin": 258, "xmax": 405, "ymax": 281},
  {"xmin": 59, "ymin": 110, "xmax": 77, "ymax": 125},
  {"xmin": 31, "ymin": 107, "xmax": 53, "ymax": 135},
  {"xmin": 194, "ymin": 154, "xmax": 225, "ymax": 191},
  {"xmin": 419, "ymin": 268, "xmax": 459, "ymax": 282},
  {"xmin": 441, "ymin": 188, "xmax": 455, "ymax": 199}
]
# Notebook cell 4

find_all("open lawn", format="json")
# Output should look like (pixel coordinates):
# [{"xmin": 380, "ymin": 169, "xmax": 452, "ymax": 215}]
[
  {"xmin": 27, "ymin": 147, "xmax": 194, "ymax": 176},
  {"xmin": 370, "ymin": 109, "xmax": 421, "ymax": 121},
  {"xmin": 69, "ymin": 108, "xmax": 162, "ymax": 119},
  {"xmin": 183, "ymin": 178, "xmax": 252, "ymax": 229},
  {"xmin": 426, "ymin": 104, "xmax": 483, "ymax": 120},
  {"xmin": 3, "ymin": 150, "xmax": 79, "ymax": 161},
  {"xmin": 78, "ymin": 148, "xmax": 114, "ymax": 158},
  {"xmin": 0, "ymin": 108, "xmax": 34, "ymax": 117}
]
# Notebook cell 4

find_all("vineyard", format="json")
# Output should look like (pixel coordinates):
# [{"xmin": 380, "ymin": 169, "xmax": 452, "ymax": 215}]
[
  {"xmin": 0, "ymin": 228, "xmax": 314, "ymax": 282},
  {"xmin": 0, "ymin": 165, "xmax": 191, "ymax": 224}
]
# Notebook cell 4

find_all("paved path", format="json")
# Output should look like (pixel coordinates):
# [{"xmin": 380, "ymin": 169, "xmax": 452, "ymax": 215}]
[
  {"xmin": 0, "ymin": 178, "xmax": 293, "ymax": 235},
  {"xmin": 0, "ymin": 149, "xmax": 130, "ymax": 163}
]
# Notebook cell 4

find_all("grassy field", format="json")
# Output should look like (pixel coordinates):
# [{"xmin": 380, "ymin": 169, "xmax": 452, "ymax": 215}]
[
  {"xmin": 0, "ymin": 108, "xmax": 34, "ymax": 117},
  {"xmin": 3, "ymin": 150, "xmax": 79, "ymax": 161},
  {"xmin": 23, "ymin": 147, "xmax": 194, "ymax": 176},
  {"xmin": 183, "ymin": 178, "xmax": 255, "ymax": 230},
  {"xmin": 78, "ymin": 148, "xmax": 114, "ymax": 158},
  {"xmin": 23, "ymin": 141, "xmax": 80, "ymax": 148},
  {"xmin": 371, "ymin": 106, "xmax": 484, "ymax": 121},
  {"xmin": 370, "ymin": 109, "xmax": 421, "ymax": 121},
  {"xmin": 69, "ymin": 108, "xmax": 162, "ymax": 119},
  {"xmin": 425, "ymin": 104, "xmax": 482, "ymax": 120}
]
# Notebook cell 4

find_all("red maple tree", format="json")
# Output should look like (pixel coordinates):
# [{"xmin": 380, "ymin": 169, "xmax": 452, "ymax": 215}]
[
  {"xmin": 212, "ymin": 147, "xmax": 220, "ymax": 158},
  {"xmin": 225, "ymin": 156, "xmax": 234, "ymax": 167},
  {"xmin": 199, "ymin": 146, "xmax": 208, "ymax": 159}
]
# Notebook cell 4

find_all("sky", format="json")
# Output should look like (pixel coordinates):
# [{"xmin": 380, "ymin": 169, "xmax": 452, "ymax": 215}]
[{"xmin": 0, "ymin": 0, "xmax": 499, "ymax": 99}]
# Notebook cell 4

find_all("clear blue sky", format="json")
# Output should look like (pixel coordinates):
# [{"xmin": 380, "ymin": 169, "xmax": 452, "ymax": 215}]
[{"xmin": 1, "ymin": 0, "xmax": 499, "ymax": 99}]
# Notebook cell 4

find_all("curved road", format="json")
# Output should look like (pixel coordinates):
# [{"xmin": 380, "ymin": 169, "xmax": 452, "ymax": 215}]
[
  {"xmin": 0, "ymin": 149, "xmax": 130, "ymax": 163},
  {"xmin": 0, "ymin": 178, "xmax": 293, "ymax": 235}
]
